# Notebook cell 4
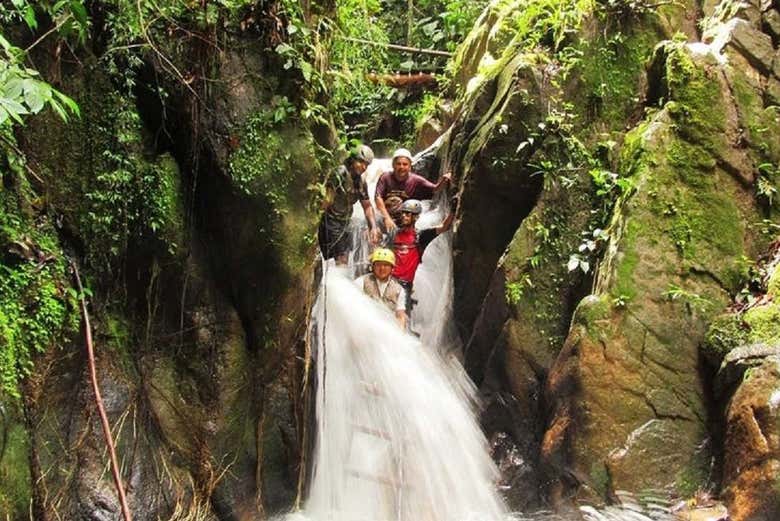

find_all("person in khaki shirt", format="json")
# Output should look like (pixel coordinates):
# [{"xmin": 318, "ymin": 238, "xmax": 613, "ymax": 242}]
[{"xmin": 354, "ymin": 248, "xmax": 407, "ymax": 330}]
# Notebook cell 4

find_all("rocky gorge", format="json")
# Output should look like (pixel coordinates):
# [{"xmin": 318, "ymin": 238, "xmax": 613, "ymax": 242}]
[{"xmin": 0, "ymin": 0, "xmax": 779, "ymax": 519}]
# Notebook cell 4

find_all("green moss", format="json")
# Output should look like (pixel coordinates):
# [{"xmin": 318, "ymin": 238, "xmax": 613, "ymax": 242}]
[
  {"xmin": 675, "ymin": 458, "xmax": 707, "ymax": 497},
  {"xmin": 589, "ymin": 462, "xmax": 610, "ymax": 497},
  {"xmin": 662, "ymin": 43, "xmax": 725, "ymax": 147},
  {"xmin": 666, "ymin": 139, "xmax": 716, "ymax": 189},
  {"xmin": 744, "ymin": 303, "xmax": 780, "ymax": 345},
  {"xmin": 147, "ymin": 154, "xmax": 185, "ymax": 256},
  {"xmin": 768, "ymin": 267, "xmax": 780, "ymax": 299},
  {"xmin": 613, "ymin": 219, "xmax": 640, "ymax": 300},
  {"xmin": 0, "ymin": 156, "xmax": 80, "ymax": 398},
  {"xmin": 573, "ymin": 294, "xmax": 613, "ymax": 337},
  {"xmin": 0, "ymin": 418, "xmax": 31, "ymax": 516},
  {"xmin": 574, "ymin": 27, "xmax": 656, "ymax": 130},
  {"xmin": 703, "ymin": 313, "xmax": 748, "ymax": 364}
]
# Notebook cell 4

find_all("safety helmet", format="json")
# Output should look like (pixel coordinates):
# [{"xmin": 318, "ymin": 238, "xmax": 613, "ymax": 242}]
[
  {"xmin": 350, "ymin": 144, "xmax": 374, "ymax": 165},
  {"xmin": 370, "ymin": 248, "xmax": 396, "ymax": 266},
  {"xmin": 391, "ymin": 148, "xmax": 412, "ymax": 163},
  {"xmin": 400, "ymin": 199, "xmax": 423, "ymax": 215}
]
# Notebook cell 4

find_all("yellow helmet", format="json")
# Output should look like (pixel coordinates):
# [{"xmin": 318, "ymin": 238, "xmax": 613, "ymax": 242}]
[{"xmin": 370, "ymin": 248, "xmax": 396, "ymax": 266}]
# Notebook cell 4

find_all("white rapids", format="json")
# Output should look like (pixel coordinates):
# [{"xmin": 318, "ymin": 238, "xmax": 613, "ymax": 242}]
[
  {"xmin": 294, "ymin": 158, "xmax": 507, "ymax": 521},
  {"xmin": 287, "ymin": 159, "xmax": 683, "ymax": 521}
]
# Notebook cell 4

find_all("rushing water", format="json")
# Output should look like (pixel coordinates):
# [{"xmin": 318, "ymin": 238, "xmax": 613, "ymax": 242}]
[{"xmin": 287, "ymin": 159, "xmax": 690, "ymax": 521}]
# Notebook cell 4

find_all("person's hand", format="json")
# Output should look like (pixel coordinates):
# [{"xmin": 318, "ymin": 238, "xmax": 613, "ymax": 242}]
[
  {"xmin": 384, "ymin": 216, "xmax": 397, "ymax": 232},
  {"xmin": 441, "ymin": 171, "xmax": 453, "ymax": 185},
  {"xmin": 369, "ymin": 227, "xmax": 381, "ymax": 245}
]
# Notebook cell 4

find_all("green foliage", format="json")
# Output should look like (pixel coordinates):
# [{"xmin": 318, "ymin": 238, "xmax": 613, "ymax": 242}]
[
  {"xmin": 703, "ymin": 313, "xmax": 748, "ymax": 363},
  {"xmin": 743, "ymin": 303, "xmax": 780, "ymax": 345},
  {"xmin": 82, "ymin": 99, "xmax": 183, "ymax": 274},
  {"xmin": 0, "ymin": 37, "xmax": 79, "ymax": 127},
  {"xmin": 756, "ymin": 162, "xmax": 778, "ymax": 207},
  {"xmin": 505, "ymin": 274, "xmax": 532, "ymax": 305},
  {"xmin": 1, "ymin": 0, "xmax": 88, "ymax": 42},
  {"xmin": 507, "ymin": 0, "xmax": 593, "ymax": 52},
  {"xmin": 228, "ymin": 97, "xmax": 298, "ymax": 200},
  {"xmin": 662, "ymin": 283, "xmax": 714, "ymax": 314},
  {"xmin": 0, "ymin": 145, "xmax": 79, "ymax": 398},
  {"xmin": 0, "ymin": 1, "xmax": 87, "ymax": 126}
]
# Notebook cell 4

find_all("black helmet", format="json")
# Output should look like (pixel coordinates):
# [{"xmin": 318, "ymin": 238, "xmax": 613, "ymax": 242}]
[{"xmin": 350, "ymin": 144, "xmax": 374, "ymax": 165}]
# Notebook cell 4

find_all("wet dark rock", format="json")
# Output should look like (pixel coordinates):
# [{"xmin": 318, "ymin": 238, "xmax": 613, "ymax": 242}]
[
  {"xmin": 764, "ymin": 10, "xmax": 780, "ymax": 43},
  {"xmin": 716, "ymin": 19, "xmax": 775, "ymax": 75},
  {"xmin": 721, "ymin": 359, "xmax": 780, "ymax": 521},
  {"xmin": 716, "ymin": 343, "xmax": 780, "ymax": 396}
]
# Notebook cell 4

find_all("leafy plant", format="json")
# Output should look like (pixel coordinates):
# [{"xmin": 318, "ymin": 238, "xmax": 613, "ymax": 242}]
[
  {"xmin": 0, "ymin": 36, "xmax": 79, "ymax": 126},
  {"xmin": 662, "ymin": 283, "xmax": 713, "ymax": 314},
  {"xmin": 756, "ymin": 162, "xmax": 778, "ymax": 206}
]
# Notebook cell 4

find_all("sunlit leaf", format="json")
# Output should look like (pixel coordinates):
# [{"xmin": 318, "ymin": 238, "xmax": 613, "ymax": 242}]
[{"xmin": 24, "ymin": 6, "xmax": 38, "ymax": 30}]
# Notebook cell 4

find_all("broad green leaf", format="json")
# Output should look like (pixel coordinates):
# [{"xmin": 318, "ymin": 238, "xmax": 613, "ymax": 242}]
[
  {"xmin": 3, "ymin": 78, "xmax": 24, "ymax": 99},
  {"xmin": 69, "ymin": 0, "xmax": 88, "ymax": 26},
  {"xmin": 23, "ymin": 6, "xmax": 38, "ymax": 30},
  {"xmin": 24, "ymin": 87, "xmax": 44, "ymax": 113},
  {"xmin": 0, "ymin": 98, "xmax": 26, "ymax": 123},
  {"xmin": 300, "ymin": 61, "xmax": 313, "ymax": 82},
  {"xmin": 0, "ymin": 96, "xmax": 28, "ymax": 115}
]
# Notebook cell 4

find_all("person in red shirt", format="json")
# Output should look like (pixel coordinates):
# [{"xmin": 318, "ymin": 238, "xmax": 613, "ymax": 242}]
[
  {"xmin": 375, "ymin": 148, "xmax": 452, "ymax": 232},
  {"xmin": 388, "ymin": 199, "xmax": 454, "ymax": 313}
]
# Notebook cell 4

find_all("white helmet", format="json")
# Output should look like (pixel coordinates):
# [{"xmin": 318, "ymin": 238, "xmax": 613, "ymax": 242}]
[
  {"xmin": 400, "ymin": 199, "xmax": 423, "ymax": 215},
  {"xmin": 391, "ymin": 148, "xmax": 412, "ymax": 162}
]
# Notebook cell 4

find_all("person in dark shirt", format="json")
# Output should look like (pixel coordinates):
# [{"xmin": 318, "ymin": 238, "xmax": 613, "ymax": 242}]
[
  {"xmin": 388, "ymin": 199, "xmax": 454, "ymax": 313},
  {"xmin": 318, "ymin": 144, "xmax": 379, "ymax": 264},
  {"xmin": 375, "ymin": 148, "xmax": 452, "ymax": 232}
]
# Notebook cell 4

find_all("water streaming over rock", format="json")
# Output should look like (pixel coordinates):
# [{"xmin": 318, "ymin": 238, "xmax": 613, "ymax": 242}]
[
  {"xmin": 288, "ymin": 159, "xmax": 689, "ymax": 521},
  {"xmin": 290, "ymin": 159, "xmax": 505, "ymax": 520}
]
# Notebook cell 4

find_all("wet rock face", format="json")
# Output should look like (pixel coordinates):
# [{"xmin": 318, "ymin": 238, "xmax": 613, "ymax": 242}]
[
  {"xmin": 721, "ymin": 356, "xmax": 780, "ymax": 521},
  {"xmin": 10, "ymin": 24, "xmax": 318, "ymax": 520},
  {"xmin": 445, "ymin": 52, "xmax": 546, "ymax": 341},
  {"xmin": 706, "ymin": 251, "xmax": 780, "ymax": 520},
  {"xmin": 443, "ymin": 0, "xmax": 780, "ymax": 507}
]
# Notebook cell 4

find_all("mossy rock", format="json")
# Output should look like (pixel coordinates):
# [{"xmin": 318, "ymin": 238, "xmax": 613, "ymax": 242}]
[
  {"xmin": 768, "ymin": 266, "xmax": 780, "ymax": 298},
  {"xmin": 0, "ymin": 410, "xmax": 32, "ymax": 518},
  {"xmin": 543, "ymin": 41, "xmax": 767, "ymax": 500},
  {"xmin": 743, "ymin": 303, "xmax": 780, "ymax": 345},
  {"xmin": 703, "ymin": 313, "xmax": 750, "ymax": 366}
]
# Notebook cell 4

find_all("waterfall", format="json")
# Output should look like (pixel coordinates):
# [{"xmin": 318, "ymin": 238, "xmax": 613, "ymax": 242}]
[
  {"xmin": 295, "ymin": 159, "xmax": 507, "ymax": 521},
  {"xmin": 288, "ymin": 160, "xmax": 682, "ymax": 521}
]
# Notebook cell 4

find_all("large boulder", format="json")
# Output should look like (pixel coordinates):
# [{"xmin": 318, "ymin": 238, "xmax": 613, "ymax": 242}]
[
  {"xmin": 542, "ymin": 40, "xmax": 770, "ymax": 501},
  {"xmin": 720, "ymin": 350, "xmax": 780, "ymax": 521}
]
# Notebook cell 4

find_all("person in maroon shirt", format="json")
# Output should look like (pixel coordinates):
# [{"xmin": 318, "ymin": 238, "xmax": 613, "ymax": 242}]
[
  {"xmin": 375, "ymin": 148, "xmax": 452, "ymax": 232},
  {"xmin": 388, "ymin": 199, "xmax": 454, "ymax": 313}
]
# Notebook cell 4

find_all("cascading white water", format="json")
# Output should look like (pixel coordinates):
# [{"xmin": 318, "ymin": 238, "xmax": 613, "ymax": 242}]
[
  {"xmin": 295, "ymin": 159, "xmax": 508, "ymax": 521},
  {"xmin": 303, "ymin": 267, "xmax": 508, "ymax": 521},
  {"xmin": 289, "ymin": 159, "xmax": 686, "ymax": 521}
]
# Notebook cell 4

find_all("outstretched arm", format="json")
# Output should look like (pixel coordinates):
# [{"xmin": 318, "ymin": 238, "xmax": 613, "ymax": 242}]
[
  {"xmin": 436, "ymin": 211, "xmax": 455, "ymax": 235},
  {"xmin": 375, "ymin": 194, "xmax": 397, "ymax": 232},
  {"xmin": 433, "ymin": 171, "xmax": 453, "ymax": 192},
  {"xmin": 360, "ymin": 200, "xmax": 380, "ymax": 244}
]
